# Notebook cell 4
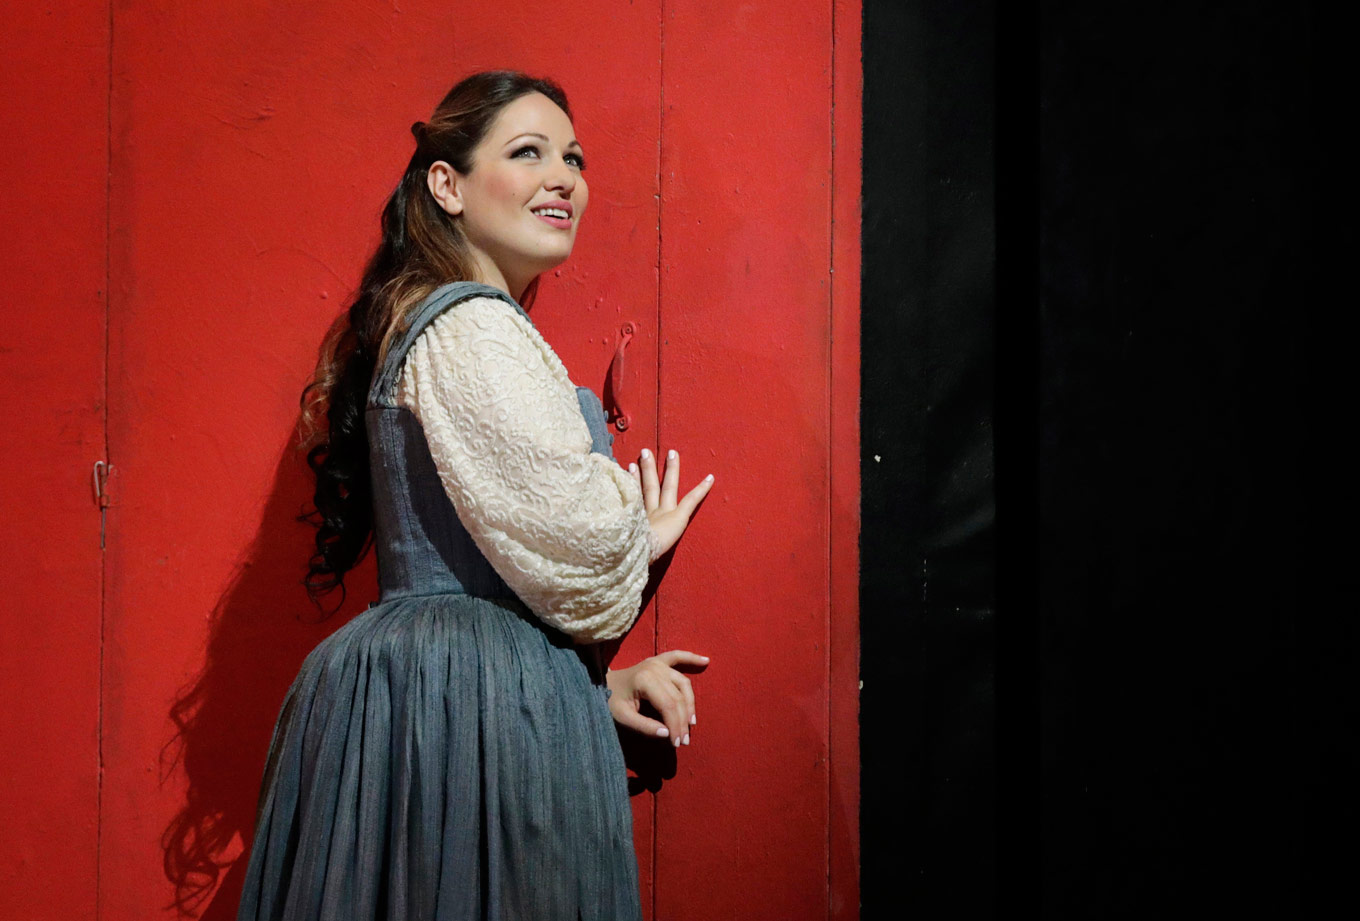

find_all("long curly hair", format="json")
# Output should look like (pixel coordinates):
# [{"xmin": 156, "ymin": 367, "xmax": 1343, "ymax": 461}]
[{"xmin": 296, "ymin": 70, "xmax": 573, "ymax": 614}]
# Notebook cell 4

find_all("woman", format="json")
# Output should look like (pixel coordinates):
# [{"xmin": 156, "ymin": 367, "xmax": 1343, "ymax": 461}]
[{"xmin": 236, "ymin": 70, "xmax": 715, "ymax": 921}]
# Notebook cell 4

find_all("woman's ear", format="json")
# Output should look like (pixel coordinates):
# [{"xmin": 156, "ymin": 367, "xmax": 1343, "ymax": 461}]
[{"xmin": 426, "ymin": 160, "xmax": 464, "ymax": 216}]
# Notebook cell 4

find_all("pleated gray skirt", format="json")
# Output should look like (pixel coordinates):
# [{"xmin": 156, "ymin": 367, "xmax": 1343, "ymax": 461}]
[{"xmin": 235, "ymin": 592, "xmax": 643, "ymax": 921}]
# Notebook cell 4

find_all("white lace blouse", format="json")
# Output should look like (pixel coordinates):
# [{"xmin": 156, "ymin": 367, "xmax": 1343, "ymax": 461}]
[{"xmin": 395, "ymin": 295, "xmax": 658, "ymax": 643}]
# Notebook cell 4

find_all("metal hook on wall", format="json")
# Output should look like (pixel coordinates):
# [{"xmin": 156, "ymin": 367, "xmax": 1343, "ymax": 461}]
[{"xmin": 609, "ymin": 322, "xmax": 636, "ymax": 432}]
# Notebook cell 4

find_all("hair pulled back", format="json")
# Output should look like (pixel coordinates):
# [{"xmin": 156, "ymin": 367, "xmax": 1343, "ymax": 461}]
[{"xmin": 297, "ymin": 70, "xmax": 573, "ymax": 614}]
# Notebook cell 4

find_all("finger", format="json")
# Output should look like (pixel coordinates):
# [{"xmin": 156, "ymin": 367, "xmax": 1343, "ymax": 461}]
[
  {"xmin": 642, "ymin": 674, "xmax": 686, "ymax": 747},
  {"xmin": 658, "ymin": 669, "xmax": 693, "ymax": 741},
  {"xmin": 669, "ymin": 667, "xmax": 696, "ymax": 732},
  {"xmin": 656, "ymin": 649, "xmax": 712, "ymax": 668},
  {"xmin": 661, "ymin": 449, "xmax": 680, "ymax": 509},
  {"xmin": 639, "ymin": 449, "xmax": 660, "ymax": 509},
  {"xmin": 612, "ymin": 703, "xmax": 672, "ymax": 740},
  {"xmin": 677, "ymin": 474, "xmax": 715, "ymax": 518}
]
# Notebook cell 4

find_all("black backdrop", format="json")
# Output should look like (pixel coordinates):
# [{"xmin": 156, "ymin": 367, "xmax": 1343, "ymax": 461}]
[{"xmin": 861, "ymin": 1, "xmax": 1310, "ymax": 916}]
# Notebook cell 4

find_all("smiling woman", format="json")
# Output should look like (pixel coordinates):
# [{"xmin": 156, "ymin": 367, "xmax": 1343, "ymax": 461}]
[
  {"xmin": 421, "ymin": 92, "xmax": 590, "ymax": 301},
  {"xmin": 233, "ymin": 71, "xmax": 715, "ymax": 921}
]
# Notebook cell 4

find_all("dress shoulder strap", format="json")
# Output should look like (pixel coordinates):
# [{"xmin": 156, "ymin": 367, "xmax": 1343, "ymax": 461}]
[{"xmin": 367, "ymin": 280, "xmax": 531, "ymax": 408}]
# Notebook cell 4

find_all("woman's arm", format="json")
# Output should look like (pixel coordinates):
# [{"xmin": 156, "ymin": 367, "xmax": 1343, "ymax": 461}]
[{"xmin": 398, "ymin": 295, "xmax": 654, "ymax": 642}]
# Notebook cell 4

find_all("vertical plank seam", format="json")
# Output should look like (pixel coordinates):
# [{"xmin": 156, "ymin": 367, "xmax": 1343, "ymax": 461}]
[
  {"xmin": 826, "ymin": 0, "xmax": 837, "ymax": 917},
  {"xmin": 653, "ymin": 1, "xmax": 666, "ymax": 917},
  {"xmin": 97, "ymin": 1, "xmax": 113, "ymax": 917}
]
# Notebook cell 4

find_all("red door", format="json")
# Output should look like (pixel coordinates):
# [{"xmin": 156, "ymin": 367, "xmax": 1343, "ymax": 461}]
[{"xmin": 2, "ymin": 2, "xmax": 859, "ymax": 918}]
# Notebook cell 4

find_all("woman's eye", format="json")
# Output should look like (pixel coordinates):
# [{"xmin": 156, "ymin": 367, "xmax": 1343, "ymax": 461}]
[{"xmin": 513, "ymin": 145, "xmax": 585, "ymax": 170}]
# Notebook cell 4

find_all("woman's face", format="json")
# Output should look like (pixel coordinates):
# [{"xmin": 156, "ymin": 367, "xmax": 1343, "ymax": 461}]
[{"xmin": 431, "ymin": 91, "xmax": 588, "ymax": 299}]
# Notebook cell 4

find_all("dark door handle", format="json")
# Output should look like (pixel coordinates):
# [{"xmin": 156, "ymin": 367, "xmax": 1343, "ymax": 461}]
[{"xmin": 609, "ymin": 322, "xmax": 635, "ymax": 432}]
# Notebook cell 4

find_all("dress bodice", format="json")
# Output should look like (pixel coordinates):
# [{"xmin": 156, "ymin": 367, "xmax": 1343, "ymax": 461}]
[{"xmin": 364, "ymin": 281, "xmax": 616, "ymax": 604}]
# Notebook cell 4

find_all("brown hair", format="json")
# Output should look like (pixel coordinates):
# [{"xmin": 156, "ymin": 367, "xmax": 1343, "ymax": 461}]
[{"xmin": 296, "ymin": 70, "xmax": 573, "ymax": 613}]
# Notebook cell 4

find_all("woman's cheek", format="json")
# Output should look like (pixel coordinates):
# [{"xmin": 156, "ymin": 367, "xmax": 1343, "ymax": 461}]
[{"xmin": 487, "ymin": 170, "xmax": 524, "ymax": 205}]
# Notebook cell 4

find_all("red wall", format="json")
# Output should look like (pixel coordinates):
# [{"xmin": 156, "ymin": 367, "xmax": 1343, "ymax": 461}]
[
  {"xmin": 0, "ymin": 3, "xmax": 109, "ymax": 919},
  {"xmin": 1, "ymin": 2, "xmax": 859, "ymax": 918}
]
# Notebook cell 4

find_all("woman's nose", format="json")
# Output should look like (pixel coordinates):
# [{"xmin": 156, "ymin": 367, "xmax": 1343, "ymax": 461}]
[{"xmin": 544, "ymin": 159, "xmax": 576, "ymax": 193}]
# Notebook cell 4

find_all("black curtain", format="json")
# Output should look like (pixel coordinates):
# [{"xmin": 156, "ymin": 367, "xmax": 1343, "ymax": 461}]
[
  {"xmin": 861, "ymin": 1, "xmax": 1310, "ymax": 916},
  {"xmin": 862, "ymin": 0, "xmax": 998, "ymax": 915}
]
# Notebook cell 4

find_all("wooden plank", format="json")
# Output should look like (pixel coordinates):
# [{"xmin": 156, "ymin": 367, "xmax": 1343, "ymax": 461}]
[
  {"xmin": 0, "ymin": 2, "xmax": 109, "ymax": 918},
  {"xmin": 656, "ymin": 0, "xmax": 839, "ymax": 916}
]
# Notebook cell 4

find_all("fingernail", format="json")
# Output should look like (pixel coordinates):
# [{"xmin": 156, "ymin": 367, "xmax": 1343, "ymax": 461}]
[
  {"xmin": 705, "ymin": 473, "xmax": 714, "ymax": 481},
  {"xmin": 629, "ymin": 463, "xmax": 638, "ymax": 473},
  {"xmin": 682, "ymin": 734, "xmax": 690, "ymax": 745},
  {"xmin": 656, "ymin": 726, "xmax": 668, "ymax": 737},
  {"xmin": 673, "ymin": 736, "xmax": 681, "ymax": 747},
  {"xmin": 690, "ymin": 713, "xmax": 697, "ymax": 725},
  {"xmin": 641, "ymin": 449, "xmax": 651, "ymax": 459},
  {"xmin": 669, "ymin": 449, "xmax": 677, "ymax": 459}
]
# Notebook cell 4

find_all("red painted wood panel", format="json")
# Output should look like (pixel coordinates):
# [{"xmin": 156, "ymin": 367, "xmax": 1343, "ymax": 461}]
[
  {"xmin": 0, "ymin": 3, "xmax": 109, "ymax": 918},
  {"xmin": 655, "ymin": 1, "xmax": 860, "ymax": 919}
]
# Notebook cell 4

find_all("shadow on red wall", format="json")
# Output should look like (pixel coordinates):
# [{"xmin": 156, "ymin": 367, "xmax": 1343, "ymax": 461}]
[{"xmin": 157, "ymin": 418, "xmax": 370, "ymax": 920}]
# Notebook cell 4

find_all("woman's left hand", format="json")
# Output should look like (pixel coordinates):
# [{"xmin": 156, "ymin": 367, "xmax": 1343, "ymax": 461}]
[{"xmin": 605, "ymin": 650, "xmax": 710, "ymax": 748}]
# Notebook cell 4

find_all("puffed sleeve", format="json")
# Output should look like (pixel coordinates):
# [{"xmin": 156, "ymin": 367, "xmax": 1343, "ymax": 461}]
[{"xmin": 395, "ymin": 295, "xmax": 657, "ymax": 643}]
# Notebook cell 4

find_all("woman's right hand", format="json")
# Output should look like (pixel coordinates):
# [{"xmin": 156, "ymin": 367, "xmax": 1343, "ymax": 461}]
[
  {"xmin": 606, "ymin": 650, "xmax": 711, "ymax": 746},
  {"xmin": 629, "ymin": 448, "xmax": 714, "ymax": 561}
]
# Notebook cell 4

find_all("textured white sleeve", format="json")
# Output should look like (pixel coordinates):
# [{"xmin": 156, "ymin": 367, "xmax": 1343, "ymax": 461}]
[{"xmin": 395, "ymin": 295, "xmax": 654, "ymax": 643}]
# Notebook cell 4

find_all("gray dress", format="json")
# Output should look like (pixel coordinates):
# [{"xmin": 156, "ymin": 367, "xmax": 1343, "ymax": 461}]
[{"xmin": 236, "ymin": 281, "xmax": 643, "ymax": 921}]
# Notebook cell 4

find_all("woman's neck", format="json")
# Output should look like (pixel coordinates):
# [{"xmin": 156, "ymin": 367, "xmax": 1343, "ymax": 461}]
[{"xmin": 467, "ymin": 251, "xmax": 531, "ymax": 305}]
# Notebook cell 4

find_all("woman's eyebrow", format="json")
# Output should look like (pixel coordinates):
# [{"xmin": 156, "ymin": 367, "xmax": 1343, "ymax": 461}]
[{"xmin": 503, "ymin": 132, "xmax": 584, "ymax": 152}]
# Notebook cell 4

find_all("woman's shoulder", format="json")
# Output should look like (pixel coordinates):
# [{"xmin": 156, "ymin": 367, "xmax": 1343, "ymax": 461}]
[
  {"xmin": 402, "ymin": 293, "xmax": 572, "ymax": 392},
  {"xmin": 420, "ymin": 293, "xmax": 531, "ymax": 338},
  {"xmin": 372, "ymin": 285, "xmax": 528, "ymax": 406},
  {"xmin": 409, "ymin": 296, "xmax": 546, "ymax": 372},
  {"xmin": 416, "ymin": 281, "xmax": 532, "ymax": 332}
]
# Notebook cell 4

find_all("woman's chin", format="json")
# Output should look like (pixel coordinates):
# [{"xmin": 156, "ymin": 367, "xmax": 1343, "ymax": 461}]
[{"xmin": 525, "ymin": 248, "xmax": 574, "ymax": 275}]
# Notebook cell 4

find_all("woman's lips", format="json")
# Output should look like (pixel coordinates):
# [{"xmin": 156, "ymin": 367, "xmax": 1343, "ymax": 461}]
[{"xmin": 533, "ymin": 212, "xmax": 572, "ymax": 230}]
